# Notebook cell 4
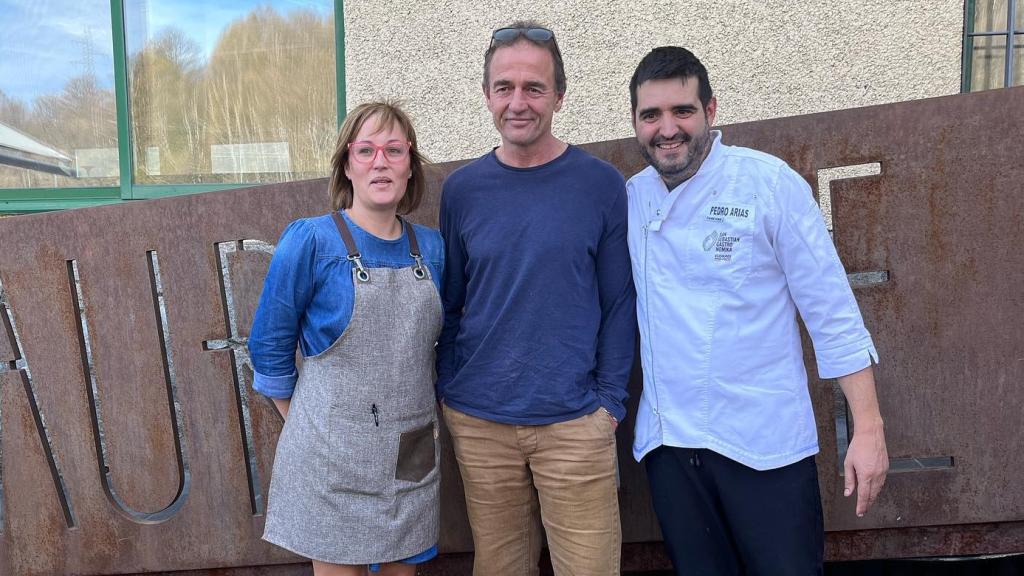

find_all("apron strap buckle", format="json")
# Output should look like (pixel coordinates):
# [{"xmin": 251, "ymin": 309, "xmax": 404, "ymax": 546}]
[
  {"xmin": 411, "ymin": 253, "xmax": 428, "ymax": 280},
  {"xmin": 347, "ymin": 253, "xmax": 370, "ymax": 282}
]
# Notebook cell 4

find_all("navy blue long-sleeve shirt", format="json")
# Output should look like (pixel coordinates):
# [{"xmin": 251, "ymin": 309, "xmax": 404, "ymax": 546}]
[{"xmin": 436, "ymin": 146, "xmax": 636, "ymax": 424}]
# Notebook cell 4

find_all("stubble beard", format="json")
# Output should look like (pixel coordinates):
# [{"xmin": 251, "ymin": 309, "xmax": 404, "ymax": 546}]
[{"xmin": 641, "ymin": 125, "xmax": 712, "ymax": 191}]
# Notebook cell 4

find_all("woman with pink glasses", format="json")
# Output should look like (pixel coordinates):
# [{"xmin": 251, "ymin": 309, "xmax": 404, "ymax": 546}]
[{"xmin": 249, "ymin": 101, "xmax": 443, "ymax": 576}]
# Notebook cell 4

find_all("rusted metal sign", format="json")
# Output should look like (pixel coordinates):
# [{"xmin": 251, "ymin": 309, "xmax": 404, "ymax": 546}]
[{"xmin": 1, "ymin": 86, "xmax": 1022, "ymax": 575}]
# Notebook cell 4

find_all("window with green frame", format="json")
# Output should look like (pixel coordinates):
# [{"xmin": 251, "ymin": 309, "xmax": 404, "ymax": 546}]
[
  {"xmin": 0, "ymin": 0, "xmax": 346, "ymax": 213},
  {"xmin": 963, "ymin": 0, "xmax": 1024, "ymax": 91}
]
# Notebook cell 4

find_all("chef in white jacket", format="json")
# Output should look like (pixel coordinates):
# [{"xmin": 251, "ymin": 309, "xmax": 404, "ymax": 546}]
[{"xmin": 625, "ymin": 46, "xmax": 889, "ymax": 576}]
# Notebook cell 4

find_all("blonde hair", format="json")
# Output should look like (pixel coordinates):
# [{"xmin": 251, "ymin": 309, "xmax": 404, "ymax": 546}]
[{"xmin": 328, "ymin": 101, "xmax": 426, "ymax": 214}]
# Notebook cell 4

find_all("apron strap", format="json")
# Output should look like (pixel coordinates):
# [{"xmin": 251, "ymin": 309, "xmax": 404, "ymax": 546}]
[
  {"xmin": 331, "ymin": 211, "xmax": 370, "ymax": 282},
  {"xmin": 332, "ymin": 211, "xmax": 430, "ymax": 282},
  {"xmin": 399, "ymin": 217, "xmax": 430, "ymax": 281}
]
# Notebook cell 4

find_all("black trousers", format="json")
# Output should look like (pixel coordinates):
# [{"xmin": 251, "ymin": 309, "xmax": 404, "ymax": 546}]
[{"xmin": 645, "ymin": 446, "xmax": 824, "ymax": 576}]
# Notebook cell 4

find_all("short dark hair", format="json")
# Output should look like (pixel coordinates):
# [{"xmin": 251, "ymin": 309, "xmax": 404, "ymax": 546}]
[
  {"xmin": 328, "ymin": 101, "xmax": 426, "ymax": 215},
  {"xmin": 483, "ymin": 20, "xmax": 566, "ymax": 96},
  {"xmin": 629, "ymin": 46, "xmax": 713, "ymax": 114}
]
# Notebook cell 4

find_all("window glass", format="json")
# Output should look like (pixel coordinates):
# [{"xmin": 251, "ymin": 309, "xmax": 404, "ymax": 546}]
[
  {"xmin": 1015, "ymin": 36, "xmax": 1024, "ymax": 85},
  {"xmin": 1017, "ymin": 0, "xmax": 1023, "ymax": 30},
  {"xmin": 973, "ymin": 0, "xmax": 1009, "ymax": 32},
  {"xmin": 125, "ymin": 0, "xmax": 336, "ymax": 185},
  {"xmin": 0, "ymin": 0, "xmax": 118, "ymax": 189},
  {"xmin": 970, "ymin": 35, "xmax": 1008, "ymax": 90}
]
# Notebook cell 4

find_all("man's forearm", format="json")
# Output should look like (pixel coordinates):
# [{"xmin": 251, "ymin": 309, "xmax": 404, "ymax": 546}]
[
  {"xmin": 593, "ymin": 280, "xmax": 636, "ymax": 423},
  {"xmin": 434, "ymin": 311, "xmax": 463, "ymax": 398},
  {"xmin": 838, "ymin": 366, "xmax": 883, "ymax": 435},
  {"xmin": 837, "ymin": 365, "xmax": 889, "ymax": 516}
]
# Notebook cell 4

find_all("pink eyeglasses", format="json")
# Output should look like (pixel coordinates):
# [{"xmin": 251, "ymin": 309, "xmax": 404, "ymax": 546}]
[{"xmin": 347, "ymin": 140, "xmax": 412, "ymax": 163}]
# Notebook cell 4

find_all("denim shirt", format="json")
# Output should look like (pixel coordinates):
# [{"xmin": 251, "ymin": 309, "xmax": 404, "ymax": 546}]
[
  {"xmin": 248, "ymin": 211, "xmax": 444, "ymax": 399},
  {"xmin": 627, "ymin": 132, "xmax": 877, "ymax": 470}
]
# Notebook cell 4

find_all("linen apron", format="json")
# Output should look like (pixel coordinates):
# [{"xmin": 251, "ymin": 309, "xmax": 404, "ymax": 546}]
[{"xmin": 262, "ymin": 212, "xmax": 442, "ymax": 565}]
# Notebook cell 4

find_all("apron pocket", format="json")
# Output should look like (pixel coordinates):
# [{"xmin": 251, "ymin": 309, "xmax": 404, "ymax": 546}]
[
  {"xmin": 329, "ymin": 419, "xmax": 394, "ymax": 496},
  {"xmin": 395, "ymin": 421, "xmax": 437, "ymax": 483}
]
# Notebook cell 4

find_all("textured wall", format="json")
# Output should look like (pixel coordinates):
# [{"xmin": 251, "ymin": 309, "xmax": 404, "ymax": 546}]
[{"xmin": 344, "ymin": 0, "xmax": 963, "ymax": 162}]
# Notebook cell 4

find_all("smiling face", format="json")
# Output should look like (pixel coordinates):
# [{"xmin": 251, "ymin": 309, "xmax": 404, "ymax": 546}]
[
  {"xmin": 343, "ymin": 115, "xmax": 412, "ymax": 214},
  {"xmin": 633, "ymin": 77, "xmax": 717, "ymax": 190},
  {"xmin": 484, "ymin": 40, "xmax": 564, "ymax": 155}
]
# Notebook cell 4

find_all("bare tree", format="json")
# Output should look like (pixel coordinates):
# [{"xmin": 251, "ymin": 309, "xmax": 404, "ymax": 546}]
[{"xmin": 2, "ymin": 6, "xmax": 336, "ymax": 190}]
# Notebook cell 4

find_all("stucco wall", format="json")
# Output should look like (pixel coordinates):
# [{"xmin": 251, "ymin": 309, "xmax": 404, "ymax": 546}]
[{"xmin": 344, "ymin": 0, "xmax": 963, "ymax": 163}]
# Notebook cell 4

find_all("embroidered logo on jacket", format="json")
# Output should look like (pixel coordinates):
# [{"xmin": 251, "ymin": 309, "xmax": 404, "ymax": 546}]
[
  {"xmin": 703, "ymin": 230, "xmax": 741, "ymax": 261},
  {"xmin": 703, "ymin": 231, "xmax": 720, "ymax": 252},
  {"xmin": 702, "ymin": 204, "xmax": 752, "ymax": 263}
]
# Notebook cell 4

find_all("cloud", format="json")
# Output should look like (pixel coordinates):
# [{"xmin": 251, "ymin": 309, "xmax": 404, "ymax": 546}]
[
  {"xmin": 0, "ymin": 0, "xmax": 115, "ymax": 102},
  {"xmin": 137, "ymin": 0, "xmax": 332, "ymax": 59},
  {"xmin": 1, "ymin": 0, "xmax": 333, "ymax": 103}
]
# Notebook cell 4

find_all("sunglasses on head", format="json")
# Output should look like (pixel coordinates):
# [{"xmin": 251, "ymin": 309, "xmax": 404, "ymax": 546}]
[{"xmin": 490, "ymin": 27, "xmax": 555, "ymax": 46}]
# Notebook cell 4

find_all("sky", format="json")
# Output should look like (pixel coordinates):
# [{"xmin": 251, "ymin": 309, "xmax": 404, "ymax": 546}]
[{"xmin": 0, "ymin": 0, "xmax": 332, "ymax": 105}]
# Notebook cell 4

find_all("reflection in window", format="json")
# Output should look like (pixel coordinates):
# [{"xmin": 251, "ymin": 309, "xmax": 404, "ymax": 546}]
[
  {"xmin": 971, "ymin": 36, "xmax": 1008, "ymax": 90},
  {"xmin": 126, "ymin": 1, "xmax": 337, "ymax": 185},
  {"xmin": 1016, "ymin": 31, "xmax": 1024, "ymax": 85},
  {"xmin": 0, "ymin": 0, "xmax": 118, "ymax": 189},
  {"xmin": 964, "ymin": 0, "xmax": 1024, "ymax": 91}
]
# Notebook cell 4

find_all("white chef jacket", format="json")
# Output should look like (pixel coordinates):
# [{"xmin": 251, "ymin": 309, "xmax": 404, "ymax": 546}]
[{"xmin": 628, "ymin": 131, "xmax": 878, "ymax": 470}]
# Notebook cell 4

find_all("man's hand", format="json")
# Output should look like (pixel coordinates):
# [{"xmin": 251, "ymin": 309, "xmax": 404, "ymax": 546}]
[
  {"xmin": 838, "ymin": 366, "xmax": 888, "ymax": 517},
  {"xmin": 601, "ymin": 407, "xmax": 619, "ymax": 431},
  {"xmin": 844, "ymin": 422, "xmax": 887, "ymax": 516}
]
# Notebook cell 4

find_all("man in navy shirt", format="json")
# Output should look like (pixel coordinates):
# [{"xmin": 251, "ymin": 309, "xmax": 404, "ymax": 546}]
[{"xmin": 437, "ymin": 20, "xmax": 636, "ymax": 576}]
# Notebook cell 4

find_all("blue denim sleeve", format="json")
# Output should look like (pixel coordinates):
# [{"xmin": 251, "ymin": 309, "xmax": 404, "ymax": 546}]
[
  {"xmin": 251, "ymin": 368, "xmax": 299, "ymax": 399},
  {"xmin": 248, "ymin": 219, "xmax": 317, "ymax": 399}
]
